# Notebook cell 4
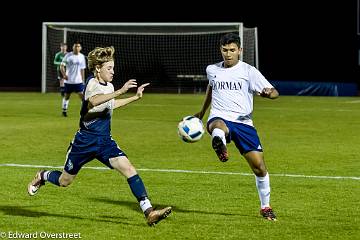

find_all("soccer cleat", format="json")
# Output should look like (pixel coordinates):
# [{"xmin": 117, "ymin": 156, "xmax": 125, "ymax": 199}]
[
  {"xmin": 260, "ymin": 207, "xmax": 277, "ymax": 221},
  {"xmin": 212, "ymin": 136, "xmax": 229, "ymax": 162},
  {"xmin": 62, "ymin": 111, "xmax": 67, "ymax": 117},
  {"xmin": 27, "ymin": 170, "xmax": 45, "ymax": 196},
  {"xmin": 146, "ymin": 206, "xmax": 172, "ymax": 226}
]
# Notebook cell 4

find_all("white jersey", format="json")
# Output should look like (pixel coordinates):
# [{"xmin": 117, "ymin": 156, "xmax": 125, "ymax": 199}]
[
  {"xmin": 85, "ymin": 78, "xmax": 115, "ymax": 114},
  {"xmin": 207, "ymin": 61, "xmax": 273, "ymax": 126},
  {"xmin": 61, "ymin": 52, "xmax": 86, "ymax": 84}
]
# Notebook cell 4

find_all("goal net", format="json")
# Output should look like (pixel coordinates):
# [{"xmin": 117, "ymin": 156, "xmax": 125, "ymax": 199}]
[{"xmin": 42, "ymin": 22, "xmax": 258, "ymax": 93}]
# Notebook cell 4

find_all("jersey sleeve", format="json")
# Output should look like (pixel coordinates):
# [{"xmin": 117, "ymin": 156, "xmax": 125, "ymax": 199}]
[
  {"xmin": 248, "ymin": 66, "xmax": 273, "ymax": 93},
  {"xmin": 53, "ymin": 52, "xmax": 61, "ymax": 65},
  {"xmin": 84, "ymin": 79, "xmax": 104, "ymax": 100},
  {"xmin": 206, "ymin": 65, "xmax": 214, "ymax": 87},
  {"xmin": 86, "ymin": 80, "xmax": 114, "ymax": 113}
]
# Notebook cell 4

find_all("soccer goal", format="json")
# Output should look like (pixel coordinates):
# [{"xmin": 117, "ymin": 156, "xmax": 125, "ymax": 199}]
[{"xmin": 42, "ymin": 22, "xmax": 258, "ymax": 93}]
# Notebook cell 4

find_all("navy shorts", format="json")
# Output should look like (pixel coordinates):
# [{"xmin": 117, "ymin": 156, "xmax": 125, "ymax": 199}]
[
  {"xmin": 207, "ymin": 117, "xmax": 263, "ymax": 155},
  {"xmin": 64, "ymin": 83, "xmax": 84, "ymax": 94},
  {"xmin": 64, "ymin": 131, "xmax": 126, "ymax": 175}
]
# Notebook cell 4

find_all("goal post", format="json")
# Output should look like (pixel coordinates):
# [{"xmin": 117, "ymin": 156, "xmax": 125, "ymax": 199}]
[{"xmin": 42, "ymin": 22, "xmax": 259, "ymax": 93}]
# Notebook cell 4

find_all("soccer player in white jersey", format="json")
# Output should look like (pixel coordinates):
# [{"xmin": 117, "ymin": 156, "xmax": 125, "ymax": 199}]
[
  {"xmin": 28, "ymin": 46, "xmax": 172, "ymax": 226},
  {"xmin": 60, "ymin": 41, "xmax": 86, "ymax": 117},
  {"xmin": 195, "ymin": 33, "xmax": 279, "ymax": 221}
]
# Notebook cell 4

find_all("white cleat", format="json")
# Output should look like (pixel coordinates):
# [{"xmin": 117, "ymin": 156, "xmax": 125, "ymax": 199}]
[{"xmin": 27, "ymin": 170, "xmax": 45, "ymax": 196}]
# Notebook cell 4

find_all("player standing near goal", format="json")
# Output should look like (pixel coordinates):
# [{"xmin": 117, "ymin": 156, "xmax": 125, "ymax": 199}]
[
  {"xmin": 28, "ymin": 46, "xmax": 172, "ymax": 226},
  {"xmin": 60, "ymin": 41, "xmax": 86, "ymax": 117},
  {"xmin": 194, "ymin": 33, "xmax": 279, "ymax": 221},
  {"xmin": 53, "ymin": 42, "xmax": 68, "ymax": 97}
]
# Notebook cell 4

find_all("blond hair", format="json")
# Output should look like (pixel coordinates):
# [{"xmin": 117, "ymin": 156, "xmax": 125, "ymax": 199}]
[{"xmin": 87, "ymin": 46, "xmax": 115, "ymax": 72}]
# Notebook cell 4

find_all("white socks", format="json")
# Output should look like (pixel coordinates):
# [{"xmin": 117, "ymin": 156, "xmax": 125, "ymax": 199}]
[
  {"xmin": 140, "ymin": 198, "xmax": 152, "ymax": 213},
  {"xmin": 42, "ymin": 171, "xmax": 51, "ymax": 181},
  {"xmin": 255, "ymin": 173, "xmax": 271, "ymax": 209},
  {"xmin": 62, "ymin": 98, "xmax": 69, "ymax": 110},
  {"xmin": 212, "ymin": 127, "xmax": 271, "ymax": 209},
  {"xmin": 212, "ymin": 128, "xmax": 226, "ymax": 145}
]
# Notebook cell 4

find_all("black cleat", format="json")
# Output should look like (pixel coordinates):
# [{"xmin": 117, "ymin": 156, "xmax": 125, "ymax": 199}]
[
  {"xmin": 212, "ymin": 136, "xmax": 229, "ymax": 162},
  {"xmin": 62, "ymin": 111, "xmax": 67, "ymax": 117},
  {"xmin": 260, "ymin": 207, "xmax": 277, "ymax": 221}
]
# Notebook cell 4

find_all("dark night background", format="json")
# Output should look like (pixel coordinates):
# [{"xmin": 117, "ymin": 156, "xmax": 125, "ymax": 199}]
[{"xmin": 2, "ymin": 1, "xmax": 359, "ymax": 92}]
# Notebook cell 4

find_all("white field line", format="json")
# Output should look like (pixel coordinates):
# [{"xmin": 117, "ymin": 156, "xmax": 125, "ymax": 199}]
[
  {"xmin": 0, "ymin": 163, "xmax": 359, "ymax": 180},
  {"xmin": 345, "ymin": 100, "xmax": 360, "ymax": 103},
  {"xmin": 257, "ymin": 107, "xmax": 355, "ymax": 112}
]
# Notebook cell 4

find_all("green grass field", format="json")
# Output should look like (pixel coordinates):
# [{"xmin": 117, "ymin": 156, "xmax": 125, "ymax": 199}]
[{"xmin": 0, "ymin": 92, "xmax": 359, "ymax": 240}]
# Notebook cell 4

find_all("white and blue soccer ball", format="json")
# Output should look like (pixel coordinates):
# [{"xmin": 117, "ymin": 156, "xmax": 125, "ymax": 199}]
[{"xmin": 177, "ymin": 116, "xmax": 205, "ymax": 143}]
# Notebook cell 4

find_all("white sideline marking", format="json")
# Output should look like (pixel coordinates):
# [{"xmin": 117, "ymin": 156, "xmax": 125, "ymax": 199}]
[
  {"xmin": 258, "ymin": 107, "xmax": 355, "ymax": 112},
  {"xmin": 0, "ymin": 163, "xmax": 359, "ymax": 180}
]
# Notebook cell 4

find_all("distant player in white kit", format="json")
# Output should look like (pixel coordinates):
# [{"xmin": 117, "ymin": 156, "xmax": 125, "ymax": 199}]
[
  {"xmin": 195, "ymin": 33, "xmax": 279, "ymax": 221},
  {"xmin": 28, "ymin": 46, "xmax": 172, "ymax": 226},
  {"xmin": 60, "ymin": 41, "xmax": 86, "ymax": 117}
]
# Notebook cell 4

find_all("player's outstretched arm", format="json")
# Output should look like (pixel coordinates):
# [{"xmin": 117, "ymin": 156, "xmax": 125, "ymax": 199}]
[
  {"xmin": 88, "ymin": 79, "xmax": 138, "ymax": 108},
  {"xmin": 115, "ymin": 79, "xmax": 138, "ymax": 96},
  {"xmin": 135, "ymin": 83, "xmax": 150, "ymax": 99},
  {"xmin": 260, "ymin": 88, "xmax": 279, "ymax": 99},
  {"xmin": 113, "ymin": 83, "xmax": 150, "ymax": 109}
]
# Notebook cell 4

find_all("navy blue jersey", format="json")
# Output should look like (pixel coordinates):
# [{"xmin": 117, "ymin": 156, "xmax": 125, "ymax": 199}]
[{"xmin": 79, "ymin": 76, "xmax": 115, "ymax": 136}]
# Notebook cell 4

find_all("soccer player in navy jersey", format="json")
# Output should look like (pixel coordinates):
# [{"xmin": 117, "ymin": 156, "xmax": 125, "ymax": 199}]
[
  {"xmin": 195, "ymin": 33, "xmax": 279, "ymax": 221},
  {"xmin": 28, "ymin": 46, "xmax": 172, "ymax": 226}
]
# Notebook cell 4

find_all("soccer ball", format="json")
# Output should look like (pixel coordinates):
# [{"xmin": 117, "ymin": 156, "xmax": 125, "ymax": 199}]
[{"xmin": 177, "ymin": 116, "xmax": 205, "ymax": 143}]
